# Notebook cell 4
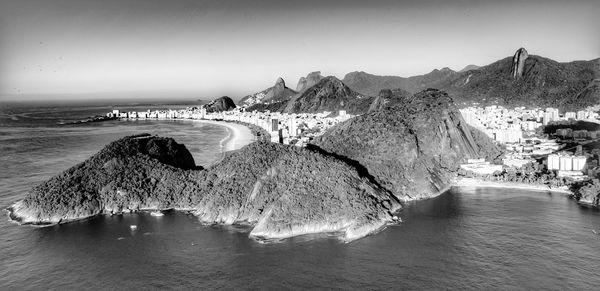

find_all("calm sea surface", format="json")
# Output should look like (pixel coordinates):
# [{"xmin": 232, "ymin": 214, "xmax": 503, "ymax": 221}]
[{"xmin": 1, "ymin": 101, "xmax": 599, "ymax": 290}]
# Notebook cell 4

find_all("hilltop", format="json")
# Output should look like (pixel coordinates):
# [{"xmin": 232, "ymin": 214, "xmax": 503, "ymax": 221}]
[
  {"xmin": 283, "ymin": 76, "xmax": 373, "ymax": 115},
  {"xmin": 311, "ymin": 89, "xmax": 502, "ymax": 201}
]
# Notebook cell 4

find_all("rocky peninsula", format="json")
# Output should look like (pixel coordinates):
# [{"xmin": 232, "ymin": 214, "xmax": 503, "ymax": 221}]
[{"xmin": 9, "ymin": 134, "xmax": 400, "ymax": 242}]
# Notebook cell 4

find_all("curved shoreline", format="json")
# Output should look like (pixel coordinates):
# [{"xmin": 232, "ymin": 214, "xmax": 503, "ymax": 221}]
[
  {"xmin": 452, "ymin": 177, "xmax": 572, "ymax": 194},
  {"xmin": 190, "ymin": 119, "xmax": 255, "ymax": 152}
]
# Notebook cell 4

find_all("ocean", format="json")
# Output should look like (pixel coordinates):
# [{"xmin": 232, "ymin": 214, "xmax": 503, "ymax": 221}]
[{"xmin": 1, "ymin": 101, "xmax": 600, "ymax": 290}]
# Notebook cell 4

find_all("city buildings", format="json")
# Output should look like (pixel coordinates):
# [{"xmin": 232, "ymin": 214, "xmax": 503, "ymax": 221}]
[
  {"xmin": 107, "ymin": 106, "xmax": 354, "ymax": 147},
  {"xmin": 547, "ymin": 153, "xmax": 588, "ymax": 177}
]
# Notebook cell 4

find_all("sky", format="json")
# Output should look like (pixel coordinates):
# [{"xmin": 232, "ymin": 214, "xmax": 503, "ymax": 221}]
[{"xmin": 0, "ymin": 0, "xmax": 598, "ymax": 101}]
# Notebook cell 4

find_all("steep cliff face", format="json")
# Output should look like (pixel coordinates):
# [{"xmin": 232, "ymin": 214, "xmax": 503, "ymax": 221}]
[
  {"xmin": 510, "ymin": 48, "xmax": 529, "ymax": 78},
  {"xmin": 284, "ymin": 76, "xmax": 373, "ymax": 114},
  {"xmin": 312, "ymin": 89, "xmax": 502, "ymax": 201},
  {"xmin": 9, "ymin": 135, "xmax": 400, "ymax": 241},
  {"xmin": 296, "ymin": 71, "xmax": 324, "ymax": 92},
  {"xmin": 204, "ymin": 96, "xmax": 236, "ymax": 112},
  {"xmin": 192, "ymin": 142, "xmax": 400, "ymax": 241}
]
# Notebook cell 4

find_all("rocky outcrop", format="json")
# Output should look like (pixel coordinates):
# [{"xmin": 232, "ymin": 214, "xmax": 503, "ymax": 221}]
[
  {"xmin": 273, "ymin": 77, "xmax": 287, "ymax": 96},
  {"xmin": 9, "ymin": 135, "xmax": 400, "ymax": 242},
  {"xmin": 510, "ymin": 48, "xmax": 529, "ymax": 78},
  {"xmin": 311, "ymin": 89, "xmax": 502, "ymax": 202},
  {"xmin": 574, "ymin": 178, "xmax": 600, "ymax": 207},
  {"xmin": 284, "ymin": 76, "xmax": 373, "ymax": 115},
  {"xmin": 296, "ymin": 71, "xmax": 324, "ymax": 92},
  {"xmin": 203, "ymin": 96, "xmax": 236, "ymax": 112}
]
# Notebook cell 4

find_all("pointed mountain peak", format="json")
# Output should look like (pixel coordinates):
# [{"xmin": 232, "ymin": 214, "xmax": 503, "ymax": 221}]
[
  {"xmin": 275, "ymin": 77, "xmax": 285, "ymax": 87},
  {"xmin": 511, "ymin": 47, "xmax": 529, "ymax": 78}
]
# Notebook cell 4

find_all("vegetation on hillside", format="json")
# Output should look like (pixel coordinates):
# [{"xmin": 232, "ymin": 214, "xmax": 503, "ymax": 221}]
[
  {"xmin": 312, "ymin": 89, "xmax": 503, "ymax": 201},
  {"xmin": 16, "ymin": 135, "xmax": 399, "ymax": 240},
  {"xmin": 342, "ymin": 55, "xmax": 599, "ymax": 111}
]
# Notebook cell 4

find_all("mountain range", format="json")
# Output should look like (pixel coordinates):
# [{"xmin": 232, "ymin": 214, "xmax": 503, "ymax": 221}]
[
  {"xmin": 342, "ymin": 48, "xmax": 599, "ymax": 111},
  {"xmin": 234, "ymin": 48, "xmax": 598, "ymax": 113}
]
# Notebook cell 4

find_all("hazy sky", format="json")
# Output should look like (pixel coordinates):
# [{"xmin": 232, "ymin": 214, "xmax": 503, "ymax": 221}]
[{"xmin": 1, "ymin": 0, "xmax": 598, "ymax": 100}]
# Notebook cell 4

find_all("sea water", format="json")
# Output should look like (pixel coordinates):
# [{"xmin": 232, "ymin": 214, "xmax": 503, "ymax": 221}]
[{"xmin": 1, "ymin": 101, "xmax": 599, "ymax": 289}]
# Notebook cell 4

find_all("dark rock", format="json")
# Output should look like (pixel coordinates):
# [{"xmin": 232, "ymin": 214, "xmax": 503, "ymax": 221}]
[
  {"xmin": 203, "ymin": 96, "xmax": 236, "ymax": 112},
  {"xmin": 510, "ymin": 47, "xmax": 529, "ymax": 78}
]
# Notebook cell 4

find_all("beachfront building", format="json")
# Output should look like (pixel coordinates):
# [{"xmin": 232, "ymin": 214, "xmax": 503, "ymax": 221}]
[
  {"xmin": 547, "ymin": 153, "xmax": 587, "ymax": 174},
  {"xmin": 109, "ymin": 107, "xmax": 354, "ymax": 147}
]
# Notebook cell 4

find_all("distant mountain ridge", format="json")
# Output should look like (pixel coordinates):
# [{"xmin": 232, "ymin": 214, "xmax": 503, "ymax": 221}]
[
  {"xmin": 239, "ymin": 48, "xmax": 598, "ymax": 113},
  {"xmin": 459, "ymin": 64, "xmax": 480, "ymax": 72},
  {"xmin": 240, "ymin": 77, "xmax": 297, "ymax": 109},
  {"xmin": 296, "ymin": 71, "xmax": 325, "ymax": 93},
  {"xmin": 241, "ymin": 75, "xmax": 372, "ymax": 115},
  {"xmin": 342, "ymin": 48, "xmax": 599, "ymax": 110},
  {"xmin": 342, "ymin": 67, "xmax": 459, "ymax": 97}
]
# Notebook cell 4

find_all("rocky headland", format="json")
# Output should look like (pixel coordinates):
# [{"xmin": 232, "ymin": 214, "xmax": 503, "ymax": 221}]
[
  {"xmin": 9, "ymin": 134, "xmax": 400, "ymax": 242},
  {"xmin": 311, "ymin": 89, "xmax": 502, "ymax": 202}
]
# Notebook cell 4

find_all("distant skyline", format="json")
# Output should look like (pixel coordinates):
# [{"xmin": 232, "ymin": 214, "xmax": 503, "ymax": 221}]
[{"xmin": 1, "ymin": 0, "xmax": 598, "ymax": 101}]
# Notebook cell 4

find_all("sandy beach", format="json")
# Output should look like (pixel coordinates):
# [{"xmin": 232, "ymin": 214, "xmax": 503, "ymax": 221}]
[
  {"xmin": 192, "ymin": 119, "xmax": 255, "ymax": 152},
  {"xmin": 453, "ymin": 177, "xmax": 572, "ymax": 194}
]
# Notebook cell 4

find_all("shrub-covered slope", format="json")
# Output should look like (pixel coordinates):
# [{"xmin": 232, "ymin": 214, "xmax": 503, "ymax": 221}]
[
  {"xmin": 312, "ymin": 89, "xmax": 502, "ymax": 201},
  {"xmin": 9, "ymin": 134, "xmax": 400, "ymax": 241}
]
